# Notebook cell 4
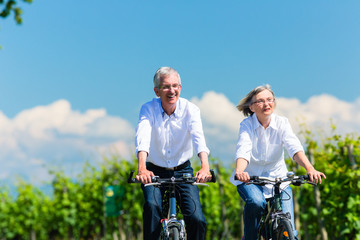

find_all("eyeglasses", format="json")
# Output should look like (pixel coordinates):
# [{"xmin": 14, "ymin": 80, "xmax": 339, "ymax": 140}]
[
  {"xmin": 159, "ymin": 84, "xmax": 181, "ymax": 91},
  {"xmin": 252, "ymin": 98, "xmax": 275, "ymax": 105}
]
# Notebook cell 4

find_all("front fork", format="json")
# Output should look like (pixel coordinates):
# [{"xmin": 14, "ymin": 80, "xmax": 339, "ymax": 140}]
[{"xmin": 161, "ymin": 218, "xmax": 186, "ymax": 239}]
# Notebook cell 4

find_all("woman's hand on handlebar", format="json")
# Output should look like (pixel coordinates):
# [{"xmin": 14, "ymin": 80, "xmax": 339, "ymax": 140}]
[
  {"xmin": 307, "ymin": 169, "xmax": 326, "ymax": 184},
  {"xmin": 235, "ymin": 170, "xmax": 250, "ymax": 182},
  {"xmin": 235, "ymin": 158, "xmax": 250, "ymax": 182},
  {"xmin": 136, "ymin": 169, "xmax": 155, "ymax": 184}
]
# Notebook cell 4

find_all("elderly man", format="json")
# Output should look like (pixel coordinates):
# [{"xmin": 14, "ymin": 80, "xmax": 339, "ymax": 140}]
[{"xmin": 135, "ymin": 66, "xmax": 211, "ymax": 240}]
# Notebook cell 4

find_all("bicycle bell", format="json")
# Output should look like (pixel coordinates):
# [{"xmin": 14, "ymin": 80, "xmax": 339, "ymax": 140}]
[
  {"xmin": 287, "ymin": 171, "xmax": 295, "ymax": 179},
  {"xmin": 183, "ymin": 173, "xmax": 192, "ymax": 179}
]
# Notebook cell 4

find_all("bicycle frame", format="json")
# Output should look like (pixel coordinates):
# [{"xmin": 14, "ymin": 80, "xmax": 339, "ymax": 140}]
[
  {"xmin": 160, "ymin": 179, "xmax": 186, "ymax": 239},
  {"xmin": 236, "ymin": 172, "xmax": 314, "ymax": 240},
  {"xmin": 257, "ymin": 179, "xmax": 292, "ymax": 240},
  {"xmin": 128, "ymin": 170, "xmax": 216, "ymax": 240}
]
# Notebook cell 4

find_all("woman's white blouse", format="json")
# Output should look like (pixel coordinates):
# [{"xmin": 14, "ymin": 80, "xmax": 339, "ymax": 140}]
[{"xmin": 230, "ymin": 113, "xmax": 304, "ymax": 198}]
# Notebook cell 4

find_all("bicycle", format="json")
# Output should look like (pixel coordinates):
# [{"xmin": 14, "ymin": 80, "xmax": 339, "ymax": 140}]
[
  {"xmin": 128, "ymin": 169, "xmax": 216, "ymax": 240},
  {"xmin": 236, "ymin": 172, "xmax": 316, "ymax": 240}
]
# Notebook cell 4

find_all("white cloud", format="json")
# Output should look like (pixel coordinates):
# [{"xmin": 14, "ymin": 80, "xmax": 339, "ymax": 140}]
[
  {"xmin": 191, "ymin": 92, "xmax": 244, "ymax": 163},
  {"xmin": 192, "ymin": 91, "xmax": 243, "ymax": 132},
  {"xmin": 0, "ymin": 99, "xmax": 135, "ymax": 184},
  {"xmin": 275, "ymin": 94, "xmax": 360, "ymax": 135}
]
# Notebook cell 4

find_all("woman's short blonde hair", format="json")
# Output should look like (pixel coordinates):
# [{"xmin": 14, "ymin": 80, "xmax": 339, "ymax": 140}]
[{"xmin": 237, "ymin": 84, "xmax": 275, "ymax": 116}]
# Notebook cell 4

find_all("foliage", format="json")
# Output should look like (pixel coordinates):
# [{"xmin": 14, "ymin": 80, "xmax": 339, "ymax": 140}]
[
  {"xmin": 197, "ymin": 159, "xmax": 242, "ymax": 239},
  {"xmin": 0, "ymin": 0, "xmax": 32, "ymax": 24},
  {"xmin": 289, "ymin": 124, "xmax": 360, "ymax": 240},
  {"xmin": 0, "ymin": 0, "xmax": 32, "ymax": 49},
  {"xmin": 0, "ymin": 129, "xmax": 359, "ymax": 239}
]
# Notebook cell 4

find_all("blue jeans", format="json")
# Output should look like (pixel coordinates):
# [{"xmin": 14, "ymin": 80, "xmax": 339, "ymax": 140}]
[
  {"xmin": 237, "ymin": 184, "xmax": 297, "ymax": 240},
  {"xmin": 141, "ymin": 163, "xmax": 206, "ymax": 240}
]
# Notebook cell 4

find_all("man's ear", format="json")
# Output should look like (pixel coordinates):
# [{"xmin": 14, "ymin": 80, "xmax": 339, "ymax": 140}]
[{"xmin": 154, "ymin": 87, "xmax": 160, "ymax": 97}]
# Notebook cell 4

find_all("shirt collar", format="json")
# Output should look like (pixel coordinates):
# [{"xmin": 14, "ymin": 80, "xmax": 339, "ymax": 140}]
[
  {"xmin": 157, "ymin": 98, "xmax": 180, "ymax": 118},
  {"xmin": 268, "ymin": 114, "xmax": 278, "ymax": 130},
  {"xmin": 251, "ymin": 113, "xmax": 262, "ymax": 130},
  {"xmin": 251, "ymin": 113, "xmax": 277, "ymax": 130}
]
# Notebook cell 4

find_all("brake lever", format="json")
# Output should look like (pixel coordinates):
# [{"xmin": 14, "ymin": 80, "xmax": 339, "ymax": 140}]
[
  {"xmin": 306, "ymin": 180, "xmax": 317, "ymax": 186},
  {"xmin": 246, "ymin": 181, "xmax": 266, "ymax": 186}
]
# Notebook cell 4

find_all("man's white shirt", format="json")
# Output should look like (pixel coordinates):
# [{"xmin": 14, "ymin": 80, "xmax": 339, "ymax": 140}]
[{"xmin": 135, "ymin": 97, "xmax": 209, "ymax": 168}]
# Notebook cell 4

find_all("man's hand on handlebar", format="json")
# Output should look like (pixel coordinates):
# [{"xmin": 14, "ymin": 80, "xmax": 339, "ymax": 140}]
[
  {"xmin": 136, "ymin": 169, "xmax": 155, "ymax": 184},
  {"xmin": 196, "ymin": 167, "xmax": 212, "ymax": 183}
]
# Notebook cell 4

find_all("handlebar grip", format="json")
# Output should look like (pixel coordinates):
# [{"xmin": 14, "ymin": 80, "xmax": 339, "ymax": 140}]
[
  {"xmin": 299, "ymin": 175, "xmax": 310, "ymax": 181},
  {"xmin": 210, "ymin": 169, "xmax": 216, "ymax": 183},
  {"xmin": 292, "ymin": 180, "xmax": 302, "ymax": 186},
  {"xmin": 151, "ymin": 176, "xmax": 159, "ymax": 182},
  {"xmin": 128, "ymin": 170, "xmax": 159, "ymax": 183},
  {"xmin": 292, "ymin": 175, "xmax": 312, "ymax": 186},
  {"xmin": 234, "ymin": 175, "xmax": 258, "ymax": 181},
  {"xmin": 128, "ymin": 170, "xmax": 136, "ymax": 183}
]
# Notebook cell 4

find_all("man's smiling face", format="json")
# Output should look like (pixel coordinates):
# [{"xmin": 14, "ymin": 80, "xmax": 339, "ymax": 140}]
[{"xmin": 154, "ymin": 73, "xmax": 182, "ymax": 115}]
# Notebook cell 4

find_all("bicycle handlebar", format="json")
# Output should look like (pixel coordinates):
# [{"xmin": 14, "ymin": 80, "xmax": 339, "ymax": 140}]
[
  {"xmin": 234, "ymin": 172, "xmax": 315, "ymax": 186},
  {"xmin": 128, "ymin": 169, "xmax": 217, "ymax": 184}
]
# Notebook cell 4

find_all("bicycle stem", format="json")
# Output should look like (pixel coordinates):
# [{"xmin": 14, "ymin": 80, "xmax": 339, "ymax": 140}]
[
  {"xmin": 169, "ymin": 190, "xmax": 177, "ymax": 218},
  {"xmin": 274, "ymin": 182, "xmax": 282, "ymax": 212}
]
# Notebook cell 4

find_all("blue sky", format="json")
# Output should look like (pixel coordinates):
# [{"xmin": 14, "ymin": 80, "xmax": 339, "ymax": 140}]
[{"xmin": 1, "ymin": 1, "xmax": 360, "ymax": 185}]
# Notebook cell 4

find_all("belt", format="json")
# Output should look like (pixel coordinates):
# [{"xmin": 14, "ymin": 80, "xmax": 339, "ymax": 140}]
[{"xmin": 147, "ymin": 160, "xmax": 190, "ymax": 171}]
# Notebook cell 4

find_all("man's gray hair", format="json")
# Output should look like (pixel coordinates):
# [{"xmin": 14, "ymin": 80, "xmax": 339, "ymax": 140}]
[
  {"xmin": 236, "ymin": 84, "xmax": 275, "ymax": 116},
  {"xmin": 153, "ymin": 67, "xmax": 181, "ymax": 88}
]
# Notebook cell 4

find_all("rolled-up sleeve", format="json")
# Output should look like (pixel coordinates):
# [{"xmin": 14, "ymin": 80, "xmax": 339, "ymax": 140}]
[
  {"xmin": 135, "ymin": 104, "xmax": 152, "ymax": 155},
  {"xmin": 235, "ymin": 121, "xmax": 253, "ymax": 163},
  {"xmin": 189, "ymin": 105, "xmax": 210, "ymax": 155},
  {"xmin": 282, "ymin": 118, "xmax": 304, "ymax": 159}
]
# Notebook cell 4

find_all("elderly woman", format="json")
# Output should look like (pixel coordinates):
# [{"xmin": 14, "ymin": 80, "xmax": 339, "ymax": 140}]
[{"xmin": 230, "ymin": 84, "xmax": 326, "ymax": 239}]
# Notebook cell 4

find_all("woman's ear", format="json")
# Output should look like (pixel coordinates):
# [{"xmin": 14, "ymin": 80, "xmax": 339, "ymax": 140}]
[{"xmin": 249, "ymin": 104, "xmax": 254, "ymax": 113}]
